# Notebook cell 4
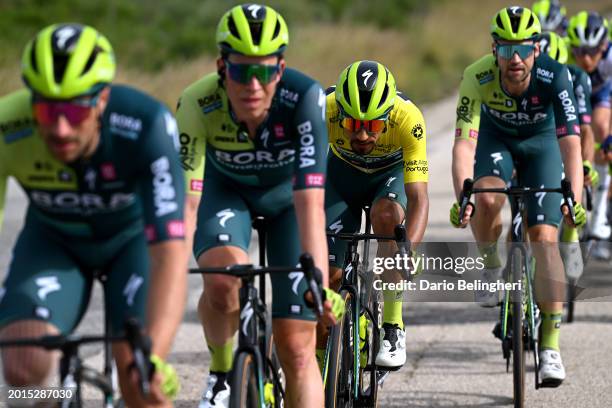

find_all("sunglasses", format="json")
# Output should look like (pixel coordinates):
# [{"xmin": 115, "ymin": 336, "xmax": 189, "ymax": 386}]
[
  {"xmin": 32, "ymin": 94, "xmax": 100, "ymax": 126},
  {"xmin": 224, "ymin": 60, "xmax": 281, "ymax": 85},
  {"xmin": 572, "ymin": 46, "xmax": 602, "ymax": 57},
  {"xmin": 496, "ymin": 43, "xmax": 536, "ymax": 60},
  {"xmin": 340, "ymin": 116, "xmax": 386, "ymax": 134}
]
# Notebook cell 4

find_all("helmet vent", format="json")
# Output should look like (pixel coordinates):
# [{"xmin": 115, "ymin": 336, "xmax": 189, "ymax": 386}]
[
  {"xmin": 30, "ymin": 39, "xmax": 38, "ymax": 74},
  {"xmin": 250, "ymin": 22, "xmax": 263, "ymax": 45},
  {"xmin": 53, "ymin": 54, "xmax": 69, "ymax": 85},
  {"xmin": 378, "ymin": 85, "xmax": 389, "ymax": 109},
  {"xmin": 342, "ymin": 78, "xmax": 351, "ymax": 108},
  {"xmin": 527, "ymin": 14, "xmax": 534, "ymax": 30},
  {"xmin": 228, "ymin": 16, "xmax": 240, "ymax": 39},
  {"xmin": 496, "ymin": 15, "xmax": 504, "ymax": 31},
  {"xmin": 359, "ymin": 89, "xmax": 372, "ymax": 113},
  {"xmin": 510, "ymin": 15, "xmax": 521, "ymax": 33},
  {"xmin": 273, "ymin": 19, "xmax": 281, "ymax": 39},
  {"xmin": 81, "ymin": 46, "xmax": 101, "ymax": 78}
]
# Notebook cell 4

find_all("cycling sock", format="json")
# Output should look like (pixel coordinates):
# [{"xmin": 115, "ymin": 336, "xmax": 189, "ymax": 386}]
[
  {"xmin": 479, "ymin": 242, "xmax": 502, "ymax": 269},
  {"xmin": 383, "ymin": 289, "xmax": 404, "ymax": 329},
  {"xmin": 540, "ymin": 311, "xmax": 562, "ymax": 351},
  {"xmin": 208, "ymin": 338, "xmax": 234, "ymax": 373},
  {"xmin": 560, "ymin": 226, "xmax": 579, "ymax": 243}
]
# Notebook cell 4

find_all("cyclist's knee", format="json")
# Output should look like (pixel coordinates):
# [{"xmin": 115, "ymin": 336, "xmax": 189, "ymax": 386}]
[
  {"xmin": 371, "ymin": 199, "xmax": 403, "ymax": 233},
  {"xmin": 202, "ymin": 275, "xmax": 240, "ymax": 312},
  {"xmin": 0, "ymin": 321, "xmax": 58, "ymax": 386},
  {"xmin": 475, "ymin": 192, "xmax": 503, "ymax": 215},
  {"xmin": 273, "ymin": 320, "xmax": 316, "ymax": 375}
]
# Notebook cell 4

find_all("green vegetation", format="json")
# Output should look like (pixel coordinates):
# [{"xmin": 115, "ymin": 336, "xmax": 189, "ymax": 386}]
[{"xmin": 0, "ymin": 0, "xmax": 610, "ymax": 105}]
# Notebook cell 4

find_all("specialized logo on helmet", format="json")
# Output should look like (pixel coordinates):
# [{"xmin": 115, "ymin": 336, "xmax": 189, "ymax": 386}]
[
  {"xmin": 362, "ymin": 69, "xmax": 374, "ymax": 87},
  {"xmin": 245, "ymin": 4, "xmax": 265, "ymax": 20},
  {"xmin": 52, "ymin": 25, "xmax": 81, "ymax": 53}
]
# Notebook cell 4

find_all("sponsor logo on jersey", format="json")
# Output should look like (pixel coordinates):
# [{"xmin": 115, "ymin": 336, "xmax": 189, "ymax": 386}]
[
  {"xmin": 536, "ymin": 67, "xmax": 554, "ymax": 83},
  {"xmin": 280, "ymin": 88, "xmax": 299, "ymax": 104},
  {"xmin": 557, "ymin": 90, "xmax": 577, "ymax": 122},
  {"xmin": 305, "ymin": 173, "xmax": 325, "ymax": 187},
  {"xmin": 30, "ymin": 190, "xmax": 135, "ymax": 213},
  {"xmin": 100, "ymin": 163, "xmax": 117, "ymax": 181},
  {"xmin": 556, "ymin": 126, "xmax": 567, "ymax": 136},
  {"xmin": 469, "ymin": 129, "xmax": 479, "ymax": 139},
  {"xmin": 274, "ymin": 124, "xmax": 285, "ymax": 138},
  {"xmin": 455, "ymin": 128, "xmax": 462, "ymax": 137},
  {"xmin": 151, "ymin": 156, "xmax": 177, "ymax": 217},
  {"xmin": 215, "ymin": 149, "xmax": 295, "ymax": 168},
  {"xmin": 109, "ymin": 113, "xmax": 142, "ymax": 140},
  {"xmin": 531, "ymin": 96, "xmax": 540, "ymax": 105},
  {"xmin": 456, "ymin": 96, "xmax": 472, "ymax": 123},
  {"xmin": 475, "ymin": 69, "xmax": 494, "ymax": 84},
  {"xmin": 297, "ymin": 121, "xmax": 316, "ymax": 168},
  {"xmin": 573, "ymin": 124, "xmax": 580, "ymax": 134},
  {"xmin": 214, "ymin": 135, "xmax": 235, "ymax": 143},
  {"xmin": 179, "ymin": 133, "xmax": 196, "ymax": 171},
  {"xmin": 486, "ymin": 107, "xmax": 548, "ymax": 124},
  {"xmin": 198, "ymin": 93, "xmax": 223, "ymax": 114},
  {"xmin": 58, "ymin": 170, "xmax": 73, "ymax": 182},
  {"xmin": 190, "ymin": 179, "xmax": 203, "ymax": 192},
  {"xmin": 1, "ymin": 118, "xmax": 36, "ymax": 144},
  {"xmin": 404, "ymin": 159, "xmax": 428, "ymax": 174},
  {"xmin": 411, "ymin": 124, "xmax": 424, "ymax": 140},
  {"xmin": 166, "ymin": 220, "xmax": 185, "ymax": 237}
]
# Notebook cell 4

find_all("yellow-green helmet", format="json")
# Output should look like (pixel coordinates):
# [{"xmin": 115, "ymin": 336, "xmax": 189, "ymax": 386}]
[
  {"xmin": 567, "ymin": 11, "xmax": 609, "ymax": 48},
  {"xmin": 531, "ymin": 0, "xmax": 566, "ymax": 32},
  {"xmin": 22, "ymin": 23, "xmax": 115, "ymax": 99},
  {"xmin": 335, "ymin": 60, "xmax": 396, "ymax": 120},
  {"xmin": 539, "ymin": 32, "xmax": 568, "ymax": 63},
  {"xmin": 216, "ymin": 4, "xmax": 288, "ymax": 56},
  {"xmin": 491, "ymin": 7, "xmax": 541, "ymax": 41}
]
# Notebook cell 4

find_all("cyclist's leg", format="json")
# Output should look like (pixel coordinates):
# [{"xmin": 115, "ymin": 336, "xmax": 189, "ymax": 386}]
[
  {"xmin": 268, "ymin": 205, "xmax": 322, "ymax": 407},
  {"xmin": 194, "ymin": 166, "xmax": 251, "ymax": 380},
  {"xmin": 590, "ymin": 89, "xmax": 612, "ymax": 245},
  {"xmin": 0, "ymin": 219, "xmax": 92, "ymax": 386}
]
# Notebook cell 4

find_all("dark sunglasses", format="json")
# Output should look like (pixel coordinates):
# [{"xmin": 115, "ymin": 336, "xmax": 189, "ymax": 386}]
[
  {"xmin": 32, "ymin": 93, "xmax": 100, "ymax": 126},
  {"xmin": 224, "ymin": 60, "xmax": 281, "ymax": 85},
  {"xmin": 572, "ymin": 46, "xmax": 602, "ymax": 57},
  {"xmin": 496, "ymin": 43, "xmax": 536, "ymax": 60}
]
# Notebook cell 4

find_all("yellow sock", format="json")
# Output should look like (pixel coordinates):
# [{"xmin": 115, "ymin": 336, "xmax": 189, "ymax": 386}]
[{"xmin": 208, "ymin": 338, "xmax": 234, "ymax": 373}]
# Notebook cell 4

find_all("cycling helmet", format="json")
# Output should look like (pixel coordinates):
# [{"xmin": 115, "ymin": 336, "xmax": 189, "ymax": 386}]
[
  {"xmin": 490, "ymin": 7, "xmax": 541, "ymax": 41},
  {"xmin": 22, "ymin": 23, "xmax": 115, "ymax": 99},
  {"xmin": 335, "ymin": 60, "xmax": 396, "ymax": 120},
  {"xmin": 531, "ymin": 0, "xmax": 566, "ymax": 32},
  {"xmin": 567, "ymin": 11, "xmax": 609, "ymax": 48},
  {"xmin": 539, "ymin": 31, "xmax": 568, "ymax": 63},
  {"xmin": 216, "ymin": 4, "xmax": 288, "ymax": 56}
]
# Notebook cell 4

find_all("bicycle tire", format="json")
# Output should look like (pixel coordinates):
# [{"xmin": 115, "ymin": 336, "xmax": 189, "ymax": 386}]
[
  {"xmin": 230, "ymin": 352, "xmax": 260, "ymax": 408},
  {"xmin": 264, "ymin": 333, "xmax": 284, "ymax": 407},
  {"xmin": 511, "ymin": 248, "xmax": 525, "ymax": 408},
  {"xmin": 325, "ymin": 290, "xmax": 354, "ymax": 408}
]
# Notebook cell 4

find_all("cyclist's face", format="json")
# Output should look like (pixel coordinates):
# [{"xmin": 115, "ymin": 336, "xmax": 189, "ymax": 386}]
[
  {"xmin": 495, "ymin": 40, "xmax": 539, "ymax": 85},
  {"xmin": 220, "ymin": 54, "xmax": 285, "ymax": 124},
  {"xmin": 572, "ymin": 44, "xmax": 605, "ymax": 73},
  {"xmin": 34, "ymin": 88, "xmax": 109, "ymax": 163},
  {"xmin": 345, "ymin": 128, "xmax": 381, "ymax": 155}
]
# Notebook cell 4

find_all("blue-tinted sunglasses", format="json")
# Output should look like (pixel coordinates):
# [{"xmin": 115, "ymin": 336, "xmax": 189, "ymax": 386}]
[{"xmin": 496, "ymin": 43, "xmax": 536, "ymax": 60}]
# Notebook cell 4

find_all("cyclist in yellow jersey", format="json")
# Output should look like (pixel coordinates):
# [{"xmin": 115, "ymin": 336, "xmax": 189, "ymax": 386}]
[{"xmin": 322, "ymin": 61, "xmax": 429, "ymax": 369}]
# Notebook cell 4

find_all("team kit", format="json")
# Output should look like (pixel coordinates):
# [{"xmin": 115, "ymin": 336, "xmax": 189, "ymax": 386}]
[{"xmin": 0, "ymin": 1, "xmax": 611, "ymax": 407}]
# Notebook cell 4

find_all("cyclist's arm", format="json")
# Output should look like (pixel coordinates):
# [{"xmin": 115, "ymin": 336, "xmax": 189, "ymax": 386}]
[
  {"xmin": 575, "ymin": 71, "xmax": 594, "ymax": 163},
  {"xmin": 293, "ymin": 83, "xmax": 329, "ymax": 284},
  {"xmin": 138, "ymin": 109, "xmax": 188, "ymax": 358},
  {"xmin": 452, "ymin": 70, "xmax": 482, "ymax": 199},
  {"xmin": 553, "ymin": 67, "xmax": 583, "ymax": 203},
  {"xmin": 175, "ymin": 93, "xmax": 207, "ymax": 262},
  {"xmin": 399, "ymin": 101, "xmax": 429, "ymax": 245}
]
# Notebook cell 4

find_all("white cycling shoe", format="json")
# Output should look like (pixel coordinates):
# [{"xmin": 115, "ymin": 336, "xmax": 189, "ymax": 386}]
[
  {"xmin": 539, "ymin": 349, "xmax": 566, "ymax": 388},
  {"xmin": 199, "ymin": 372, "xmax": 231, "ymax": 408},
  {"xmin": 375, "ymin": 323, "xmax": 406, "ymax": 370},
  {"xmin": 475, "ymin": 267, "xmax": 502, "ymax": 307}
]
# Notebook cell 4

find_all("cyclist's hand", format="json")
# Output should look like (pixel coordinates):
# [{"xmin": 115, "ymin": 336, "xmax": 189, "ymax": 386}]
[
  {"xmin": 583, "ymin": 160, "xmax": 599, "ymax": 187},
  {"xmin": 151, "ymin": 354, "xmax": 180, "ymax": 400},
  {"xmin": 324, "ymin": 287, "xmax": 345, "ymax": 321},
  {"xmin": 450, "ymin": 201, "xmax": 473, "ymax": 228},
  {"xmin": 562, "ymin": 202, "xmax": 586, "ymax": 228}
]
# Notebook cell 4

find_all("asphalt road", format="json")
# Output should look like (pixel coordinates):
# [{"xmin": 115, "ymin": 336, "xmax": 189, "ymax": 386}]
[{"xmin": 1, "ymin": 95, "xmax": 611, "ymax": 407}]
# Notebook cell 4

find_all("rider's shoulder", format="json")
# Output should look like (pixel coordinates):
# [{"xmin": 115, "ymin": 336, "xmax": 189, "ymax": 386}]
[
  {"xmin": 278, "ymin": 68, "xmax": 322, "ymax": 97},
  {"xmin": 462, "ymin": 54, "xmax": 497, "ymax": 82},
  {"xmin": 0, "ymin": 89, "xmax": 37, "ymax": 147}
]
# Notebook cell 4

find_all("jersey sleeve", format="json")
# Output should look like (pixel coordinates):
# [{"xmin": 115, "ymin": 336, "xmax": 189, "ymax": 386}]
[
  {"xmin": 292, "ymin": 82, "xmax": 328, "ymax": 190},
  {"xmin": 552, "ymin": 66, "xmax": 581, "ymax": 138},
  {"xmin": 455, "ymin": 71, "xmax": 482, "ymax": 142},
  {"xmin": 138, "ymin": 108, "xmax": 186, "ymax": 244},
  {"xmin": 400, "ymin": 103, "xmax": 428, "ymax": 183},
  {"xmin": 574, "ymin": 70, "xmax": 592, "ymax": 125},
  {"xmin": 175, "ymin": 92, "xmax": 206, "ymax": 196}
]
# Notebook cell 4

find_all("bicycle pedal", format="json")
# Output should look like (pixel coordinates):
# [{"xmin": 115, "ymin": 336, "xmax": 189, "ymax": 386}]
[{"xmin": 377, "ymin": 370, "xmax": 390, "ymax": 385}]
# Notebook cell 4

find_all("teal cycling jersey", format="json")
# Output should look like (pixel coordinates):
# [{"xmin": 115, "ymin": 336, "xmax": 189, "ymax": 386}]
[
  {"xmin": 176, "ymin": 68, "xmax": 328, "ymax": 194},
  {"xmin": 568, "ymin": 64, "xmax": 593, "ymax": 125},
  {"xmin": 456, "ymin": 53, "xmax": 580, "ymax": 141},
  {"xmin": 0, "ymin": 85, "xmax": 185, "ymax": 242}
]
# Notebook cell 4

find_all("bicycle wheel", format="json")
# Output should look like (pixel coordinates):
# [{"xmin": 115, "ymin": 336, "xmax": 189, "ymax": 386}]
[
  {"xmin": 510, "ymin": 248, "xmax": 525, "ymax": 408},
  {"xmin": 325, "ymin": 290, "xmax": 355, "ymax": 408},
  {"xmin": 230, "ymin": 352, "xmax": 260, "ymax": 408},
  {"xmin": 264, "ymin": 333, "xmax": 284, "ymax": 407}
]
